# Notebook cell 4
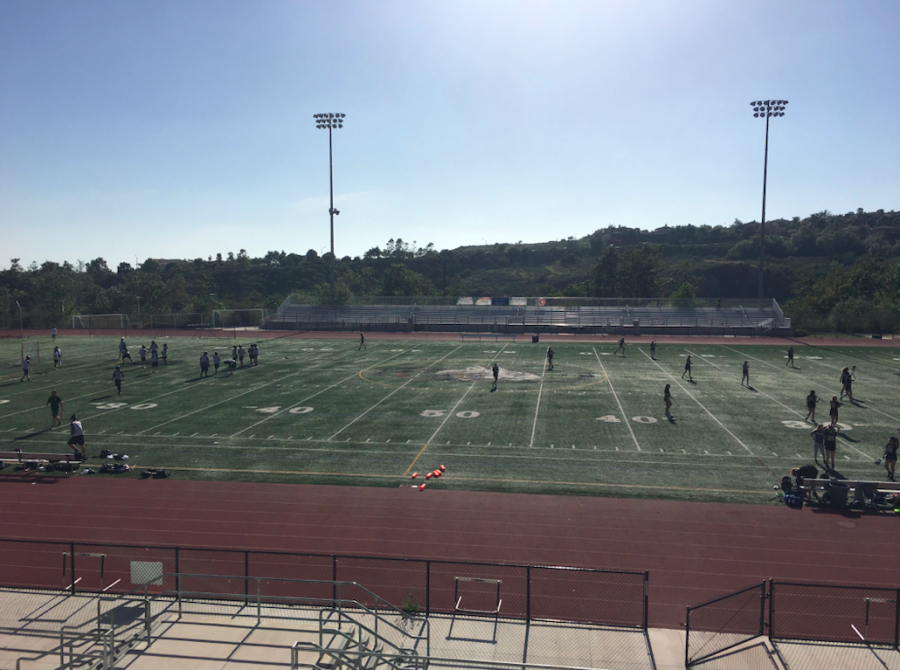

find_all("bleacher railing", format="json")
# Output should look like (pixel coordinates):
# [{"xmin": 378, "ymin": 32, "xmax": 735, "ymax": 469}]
[
  {"xmin": 685, "ymin": 579, "xmax": 900, "ymax": 666},
  {"xmin": 0, "ymin": 538, "xmax": 648, "ymax": 631}
]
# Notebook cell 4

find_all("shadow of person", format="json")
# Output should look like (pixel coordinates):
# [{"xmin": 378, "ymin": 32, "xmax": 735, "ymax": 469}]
[
  {"xmin": 667, "ymin": 414, "xmax": 677, "ymax": 424},
  {"xmin": 13, "ymin": 429, "xmax": 51, "ymax": 441},
  {"xmin": 747, "ymin": 385, "xmax": 758, "ymax": 392}
]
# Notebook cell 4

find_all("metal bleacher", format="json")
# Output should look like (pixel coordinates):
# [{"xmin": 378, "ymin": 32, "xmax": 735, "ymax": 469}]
[{"xmin": 265, "ymin": 298, "xmax": 790, "ymax": 337}]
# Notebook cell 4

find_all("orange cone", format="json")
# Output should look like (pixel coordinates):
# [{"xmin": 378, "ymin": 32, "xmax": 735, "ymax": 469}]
[
  {"xmin": 419, "ymin": 483, "xmax": 427, "ymax": 491},
  {"xmin": 425, "ymin": 472, "xmax": 432, "ymax": 479},
  {"xmin": 411, "ymin": 472, "xmax": 418, "ymax": 479},
  {"xmin": 433, "ymin": 470, "xmax": 441, "ymax": 478},
  {"xmin": 440, "ymin": 464, "xmax": 446, "ymax": 471}
]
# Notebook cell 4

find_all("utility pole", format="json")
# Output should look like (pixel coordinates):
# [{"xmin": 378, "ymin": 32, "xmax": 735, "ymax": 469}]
[
  {"xmin": 314, "ymin": 113, "xmax": 346, "ymax": 303},
  {"xmin": 750, "ymin": 99, "xmax": 788, "ymax": 308}
]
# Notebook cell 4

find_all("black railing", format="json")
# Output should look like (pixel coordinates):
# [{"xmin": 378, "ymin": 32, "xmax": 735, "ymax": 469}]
[
  {"xmin": 0, "ymin": 538, "xmax": 648, "ymax": 630},
  {"xmin": 770, "ymin": 581, "xmax": 900, "ymax": 647},
  {"xmin": 686, "ymin": 580, "xmax": 900, "ymax": 666},
  {"xmin": 685, "ymin": 582, "xmax": 766, "ymax": 666}
]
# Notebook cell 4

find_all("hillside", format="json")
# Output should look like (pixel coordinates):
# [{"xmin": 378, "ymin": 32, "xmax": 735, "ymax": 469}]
[{"xmin": 1, "ymin": 208, "xmax": 898, "ymax": 332}]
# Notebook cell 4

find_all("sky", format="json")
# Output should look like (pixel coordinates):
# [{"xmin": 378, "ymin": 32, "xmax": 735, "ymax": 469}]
[{"xmin": 2, "ymin": 0, "xmax": 899, "ymax": 269}]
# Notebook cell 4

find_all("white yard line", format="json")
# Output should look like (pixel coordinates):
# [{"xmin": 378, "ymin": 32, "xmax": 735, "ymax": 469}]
[
  {"xmin": 230, "ymin": 348, "xmax": 414, "ymax": 438},
  {"xmin": 528, "ymin": 352, "xmax": 549, "ymax": 449},
  {"xmin": 689, "ymin": 348, "xmax": 872, "ymax": 460},
  {"xmin": 0, "ymin": 370, "xmax": 167, "ymax": 421},
  {"xmin": 593, "ymin": 347, "xmax": 640, "ymax": 452},
  {"xmin": 84, "ymin": 345, "xmax": 356, "ymax": 428},
  {"xmin": 327, "ymin": 345, "xmax": 463, "ymax": 441},
  {"xmin": 722, "ymin": 344, "xmax": 900, "ymax": 425},
  {"xmin": 403, "ymin": 343, "xmax": 508, "ymax": 475},
  {"xmin": 133, "ymin": 347, "xmax": 367, "ymax": 436},
  {"xmin": 638, "ymin": 348, "xmax": 772, "ymax": 473}
]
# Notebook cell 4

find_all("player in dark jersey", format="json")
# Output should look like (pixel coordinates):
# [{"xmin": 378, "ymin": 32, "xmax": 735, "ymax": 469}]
[
  {"xmin": 491, "ymin": 362, "xmax": 499, "ymax": 390},
  {"xmin": 112, "ymin": 366, "xmax": 125, "ymax": 394},
  {"xmin": 614, "ymin": 338, "xmax": 625, "ymax": 356},
  {"xmin": 682, "ymin": 355, "xmax": 692, "ymax": 381},
  {"xmin": 664, "ymin": 384, "xmax": 672, "ymax": 416},
  {"xmin": 649, "ymin": 340, "xmax": 656, "ymax": 359},
  {"xmin": 359, "ymin": 333, "xmax": 366, "ymax": 350},
  {"xmin": 823, "ymin": 423, "xmax": 839, "ymax": 469},
  {"xmin": 829, "ymin": 396, "xmax": 842, "ymax": 426},
  {"xmin": 46, "ymin": 390, "xmax": 64, "ymax": 427},
  {"xmin": 200, "ymin": 352, "xmax": 210, "ymax": 378},
  {"xmin": 546, "ymin": 347, "xmax": 554, "ymax": 371},
  {"xmin": 786, "ymin": 346, "xmax": 794, "ymax": 368},
  {"xmin": 839, "ymin": 367, "xmax": 850, "ymax": 399},
  {"xmin": 805, "ymin": 390, "xmax": 818, "ymax": 423},
  {"xmin": 883, "ymin": 436, "xmax": 898, "ymax": 482},
  {"xmin": 741, "ymin": 361, "xmax": 750, "ymax": 387}
]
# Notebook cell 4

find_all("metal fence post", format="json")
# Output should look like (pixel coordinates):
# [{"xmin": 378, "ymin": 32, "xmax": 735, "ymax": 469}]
[
  {"xmin": 895, "ymin": 588, "xmax": 900, "ymax": 649},
  {"xmin": 759, "ymin": 581, "xmax": 766, "ymax": 637},
  {"xmin": 685, "ymin": 606, "xmax": 691, "ymax": 668},
  {"xmin": 644, "ymin": 571, "xmax": 650, "ymax": 631},
  {"xmin": 768, "ymin": 579, "xmax": 775, "ymax": 640},
  {"xmin": 425, "ymin": 561, "xmax": 430, "ymax": 616},
  {"xmin": 526, "ymin": 566, "xmax": 531, "ymax": 622},
  {"xmin": 244, "ymin": 551, "xmax": 250, "ymax": 604},
  {"xmin": 70, "ymin": 542, "xmax": 76, "ymax": 595},
  {"xmin": 332, "ymin": 555, "xmax": 338, "ymax": 605}
]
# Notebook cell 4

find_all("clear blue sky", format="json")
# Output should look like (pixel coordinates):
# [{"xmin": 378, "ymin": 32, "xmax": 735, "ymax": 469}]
[{"xmin": 2, "ymin": 0, "xmax": 898, "ymax": 269}]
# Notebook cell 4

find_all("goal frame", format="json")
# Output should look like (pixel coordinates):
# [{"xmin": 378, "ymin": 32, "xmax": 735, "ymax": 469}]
[{"xmin": 20, "ymin": 341, "xmax": 40, "ymax": 365}]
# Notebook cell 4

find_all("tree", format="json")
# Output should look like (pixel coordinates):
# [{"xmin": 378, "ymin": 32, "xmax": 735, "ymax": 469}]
[
  {"xmin": 592, "ymin": 246, "xmax": 619, "ymax": 297},
  {"xmin": 617, "ymin": 245, "xmax": 660, "ymax": 297},
  {"xmin": 380, "ymin": 264, "xmax": 436, "ymax": 296}
]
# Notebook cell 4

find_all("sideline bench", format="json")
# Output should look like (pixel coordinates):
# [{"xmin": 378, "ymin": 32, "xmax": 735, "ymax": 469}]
[
  {"xmin": 459, "ymin": 333, "xmax": 517, "ymax": 342},
  {"xmin": 797, "ymin": 477, "xmax": 900, "ymax": 508},
  {"xmin": 0, "ymin": 451, "xmax": 82, "ymax": 467}
]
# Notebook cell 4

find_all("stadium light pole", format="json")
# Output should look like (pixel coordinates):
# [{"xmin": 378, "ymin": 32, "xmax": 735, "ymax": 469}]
[
  {"xmin": 314, "ymin": 113, "xmax": 345, "ymax": 303},
  {"xmin": 751, "ymin": 99, "xmax": 788, "ymax": 309}
]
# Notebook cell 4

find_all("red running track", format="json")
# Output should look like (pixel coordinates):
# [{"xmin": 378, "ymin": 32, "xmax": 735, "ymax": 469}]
[{"xmin": 0, "ymin": 476, "xmax": 897, "ymax": 628}]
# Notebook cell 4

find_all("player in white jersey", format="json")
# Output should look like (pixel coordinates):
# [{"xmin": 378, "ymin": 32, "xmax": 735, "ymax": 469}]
[{"xmin": 53, "ymin": 346, "xmax": 62, "ymax": 368}]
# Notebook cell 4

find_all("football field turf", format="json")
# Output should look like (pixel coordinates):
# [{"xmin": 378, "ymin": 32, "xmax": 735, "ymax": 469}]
[{"xmin": 2, "ymin": 335, "xmax": 897, "ymax": 504}]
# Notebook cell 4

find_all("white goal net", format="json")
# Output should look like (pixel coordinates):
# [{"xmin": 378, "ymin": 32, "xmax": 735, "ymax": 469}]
[
  {"xmin": 71, "ymin": 314, "xmax": 133, "ymax": 330},
  {"xmin": 10, "ymin": 341, "xmax": 39, "ymax": 367}
]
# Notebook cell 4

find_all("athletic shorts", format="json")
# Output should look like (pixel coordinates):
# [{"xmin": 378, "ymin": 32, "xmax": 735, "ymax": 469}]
[
  {"xmin": 886, "ymin": 454, "xmax": 898, "ymax": 463},
  {"xmin": 68, "ymin": 436, "xmax": 84, "ymax": 446},
  {"xmin": 152, "ymin": 361, "xmax": 158, "ymax": 368},
  {"xmin": 825, "ymin": 445, "xmax": 836, "ymax": 452}
]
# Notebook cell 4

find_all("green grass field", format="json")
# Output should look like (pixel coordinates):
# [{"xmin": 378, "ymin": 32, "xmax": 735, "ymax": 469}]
[{"xmin": 2, "ymin": 335, "xmax": 898, "ymax": 504}]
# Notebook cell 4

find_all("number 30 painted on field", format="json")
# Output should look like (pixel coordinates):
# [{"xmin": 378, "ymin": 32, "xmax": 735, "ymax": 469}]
[{"xmin": 130, "ymin": 403, "xmax": 158, "ymax": 410}]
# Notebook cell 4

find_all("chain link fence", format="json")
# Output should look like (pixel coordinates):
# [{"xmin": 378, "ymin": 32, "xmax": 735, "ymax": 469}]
[
  {"xmin": 0, "ymin": 538, "xmax": 647, "ymax": 630},
  {"xmin": 685, "ymin": 582, "xmax": 766, "ymax": 666}
]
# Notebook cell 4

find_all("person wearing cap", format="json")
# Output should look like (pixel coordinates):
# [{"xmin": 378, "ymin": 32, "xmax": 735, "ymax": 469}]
[
  {"xmin": 20, "ymin": 355, "xmax": 31, "ymax": 382},
  {"xmin": 200, "ymin": 351, "xmax": 210, "ymax": 378},
  {"xmin": 112, "ymin": 365, "xmax": 125, "ymax": 395}
]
